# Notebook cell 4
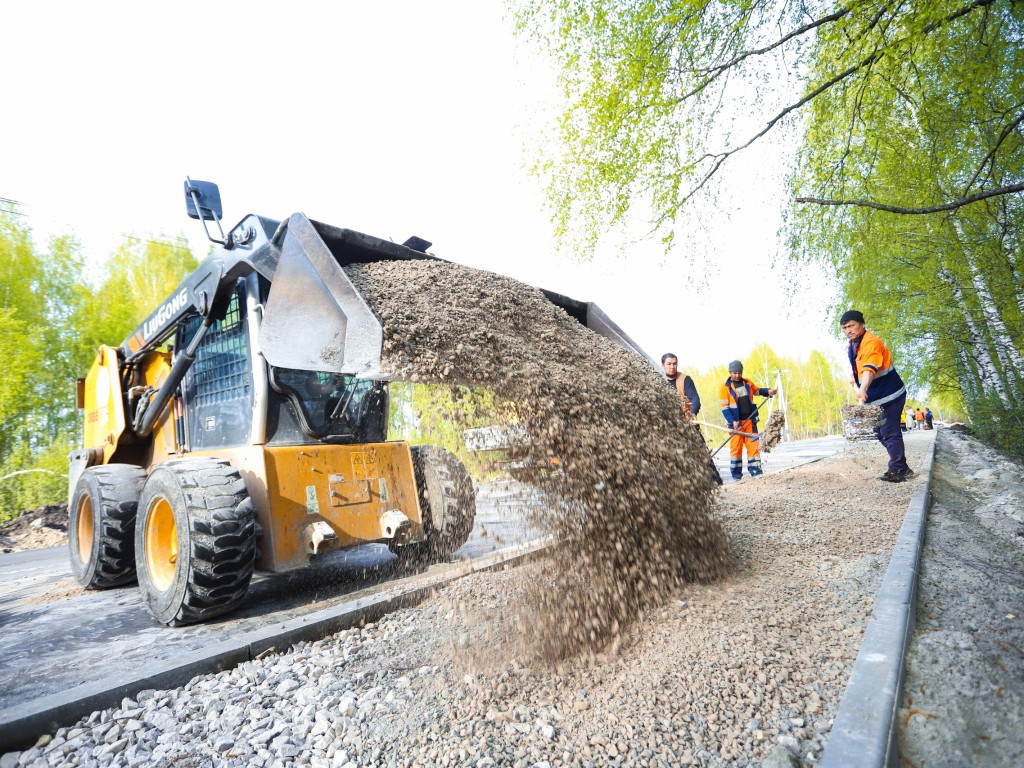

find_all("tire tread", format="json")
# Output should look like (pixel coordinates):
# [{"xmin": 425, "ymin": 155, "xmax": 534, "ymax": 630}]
[{"xmin": 138, "ymin": 458, "xmax": 256, "ymax": 626}]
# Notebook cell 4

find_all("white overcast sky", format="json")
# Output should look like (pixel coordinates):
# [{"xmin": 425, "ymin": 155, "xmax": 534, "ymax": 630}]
[{"xmin": 2, "ymin": 1, "xmax": 845, "ymax": 372}]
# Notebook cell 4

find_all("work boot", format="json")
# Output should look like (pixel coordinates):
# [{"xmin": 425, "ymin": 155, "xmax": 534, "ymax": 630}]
[{"xmin": 879, "ymin": 470, "xmax": 905, "ymax": 483}]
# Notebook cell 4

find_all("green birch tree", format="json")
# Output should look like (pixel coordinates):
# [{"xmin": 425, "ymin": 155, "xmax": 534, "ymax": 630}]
[
  {"xmin": 0, "ymin": 208, "xmax": 199, "ymax": 520},
  {"xmin": 512, "ymin": 0, "xmax": 1023, "ymax": 453}
]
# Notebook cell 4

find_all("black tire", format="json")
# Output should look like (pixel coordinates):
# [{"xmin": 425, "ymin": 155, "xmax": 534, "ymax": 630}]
[
  {"xmin": 390, "ymin": 446, "xmax": 476, "ymax": 562},
  {"xmin": 68, "ymin": 465, "xmax": 148, "ymax": 588},
  {"xmin": 135, "ymin": 458, "xmax": 257, "ymax": 626}
]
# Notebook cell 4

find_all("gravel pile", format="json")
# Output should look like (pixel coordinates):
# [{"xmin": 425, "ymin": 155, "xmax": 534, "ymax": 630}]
[
  {"xmin": 0, "ymin": 504, "xmax": 67, "ymax": 553},
  {"xmin": 347, "ymin": 260, "xmax": 728, "ymax": 660},
  {"xmin": 3, "ymin": 436, "xmax": 931, "ymax": 768}
]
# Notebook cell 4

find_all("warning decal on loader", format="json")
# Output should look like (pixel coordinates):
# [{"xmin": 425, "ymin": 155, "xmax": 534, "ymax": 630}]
[
  {"xmin": 351, "ymin": 449, "xmax": 379, "ymax": 480},
  {"xmin": 305, "ymin": 486, "xmax": 319, "ymax": 515}
]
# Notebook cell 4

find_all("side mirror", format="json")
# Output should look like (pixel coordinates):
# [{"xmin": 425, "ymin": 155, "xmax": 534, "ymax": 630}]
[{"xmin": 184, "ymin": 179, "xmax": 223, "ymax": 221}]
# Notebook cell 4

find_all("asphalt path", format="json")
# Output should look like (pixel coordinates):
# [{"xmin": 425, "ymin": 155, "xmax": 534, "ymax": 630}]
[
  {"xmin": 0, "ymin": 483, "xmax": 541, "ymax": 714},
  {"xmin": 0, "ymin": 435, "xmax": 846, "ymax": 721},
  {"xmin": 712, "ymin": 433, "xmax": 850, "ymax": 483}
]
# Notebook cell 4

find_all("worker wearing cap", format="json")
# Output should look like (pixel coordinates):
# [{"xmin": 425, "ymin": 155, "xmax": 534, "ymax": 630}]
[
  {"xmin": 719, "ymin": 361, "xmax": 776, "ymax": 479},
  {"xmin": 661, "ymin": 353, "xmax": 701, "ymax": 421},
  {"xmin": 840, "ymin": 309, "xmax": 912, "ymax": 482}
]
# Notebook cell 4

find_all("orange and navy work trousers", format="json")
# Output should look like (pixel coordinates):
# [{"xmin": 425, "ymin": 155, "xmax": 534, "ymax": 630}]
[{"xmin": 729, "ymin": 419, "xmax": 762, "ymax": 478}]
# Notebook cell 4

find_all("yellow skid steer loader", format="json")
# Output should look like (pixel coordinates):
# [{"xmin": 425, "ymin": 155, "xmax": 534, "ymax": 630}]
[{"xmin": 68, "ymin": 180, "xmax": 644, "ymax": 626}]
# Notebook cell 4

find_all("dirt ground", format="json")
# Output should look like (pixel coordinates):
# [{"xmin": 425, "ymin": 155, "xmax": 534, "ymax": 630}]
[
  {"xmin": 898, "ymin": 428, "xmax": 1024, "ymax": 767},
  {"xmin": 0, "ymin": 504, "xmax": 68, "ymax": 553}
]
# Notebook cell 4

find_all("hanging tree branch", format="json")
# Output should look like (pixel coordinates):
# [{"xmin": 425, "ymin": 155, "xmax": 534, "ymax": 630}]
[
  {"xmin": 795, "ymin": 183, "xmax": 1024, "ymax": 214},
  {"xmin": 961, "ymin": 107, "xmax": 1024, "ymax": 194},
  {"xmin": 676, "ymin": 49, "xmax": 886, "ymax": 208}
]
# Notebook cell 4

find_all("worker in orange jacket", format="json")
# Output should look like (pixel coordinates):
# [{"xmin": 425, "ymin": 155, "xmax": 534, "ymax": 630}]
[
  {"xmin": 719, "ymin": 360, "xmax": 776, "ymax": 479},
  {"xmin": 841, "ymin": 309, "xmax": 912, "ymax": 481}
]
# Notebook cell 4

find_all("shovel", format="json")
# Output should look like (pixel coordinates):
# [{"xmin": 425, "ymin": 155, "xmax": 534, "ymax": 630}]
[{"xmin": 708, "ymin": 398, "xmax": 769, "ymax": 459}]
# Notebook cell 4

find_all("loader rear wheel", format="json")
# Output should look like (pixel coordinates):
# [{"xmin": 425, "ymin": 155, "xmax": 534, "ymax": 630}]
[
  {"xmin": 68, "ymin": 465, "xmax": 148, "ymax": 588},
  {"xmin": 391, "ymin": 446, "xmax": 476, "ymax": 562},
  {"xmin": 135, "ymin": 458, "xmax": 257, "ymax": 626}
]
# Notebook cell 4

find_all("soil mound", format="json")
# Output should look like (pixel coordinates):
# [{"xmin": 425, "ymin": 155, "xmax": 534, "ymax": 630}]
[
  {"xmin": 0, "ymin": 503, "xmax": 68, "ymax": 553},
  {"xmin": 347, "ymin": 260, "xmax": 730, "ymax": 661}
]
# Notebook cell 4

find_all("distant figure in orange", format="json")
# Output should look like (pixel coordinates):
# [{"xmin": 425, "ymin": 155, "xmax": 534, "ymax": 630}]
[{"xmin": 719, "ymin": 360, "xmax": 776, "ymax": 479}]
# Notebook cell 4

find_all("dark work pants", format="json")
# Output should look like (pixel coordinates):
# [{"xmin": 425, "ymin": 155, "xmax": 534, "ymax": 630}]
[{"xmin": 876, "ymin": 394, "xmax": 910, "ymax": 473}]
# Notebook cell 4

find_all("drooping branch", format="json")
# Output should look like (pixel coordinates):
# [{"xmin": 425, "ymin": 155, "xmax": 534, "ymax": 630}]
[
  {"xmin": 676, "ymin": 0, "xmax": 1000, "ymax": 207},
  {"xmin": 676, "ymin": 7, "xmax": 852, "ymax": 103},
  {"xmin": 795, "ymin": 182, "xmax": 1024, "ymax": 214},
  {"xmin": 676, "ymin": 49, "xmax": 886, "ymax": 207},
  {"xmin": 923, "ymin": 0, "xmax": 996, "ymax": 33},
  {"xmin": 961, "ymin": 107, "xmax": 1024, "ymax": 194}
]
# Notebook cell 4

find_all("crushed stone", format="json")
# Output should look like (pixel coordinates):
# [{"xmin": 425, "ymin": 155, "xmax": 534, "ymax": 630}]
[
  {"xmin": 759, "ymin": 411, "xmax": 786, "ymax": 453},
  {"xmin": 347, "ymin": 259, "xmax": 729, "ymax": 660},
  {"xmin": 2, "ymin": 434, "xmax": 935, "ymax": 767}
]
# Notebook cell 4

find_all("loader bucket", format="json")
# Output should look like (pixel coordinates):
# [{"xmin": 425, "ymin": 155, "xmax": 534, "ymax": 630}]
[
  {"xmin": 258, "ymin": 213, "xmax": 649, "ymax": 378},
  {"xmin": 258, "ymin": 213, "xmax": 423, "ymax": 376}
]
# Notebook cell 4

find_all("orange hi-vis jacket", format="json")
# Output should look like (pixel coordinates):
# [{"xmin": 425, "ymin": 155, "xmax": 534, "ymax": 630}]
[
  {"xmin": 668, "ymin": 373, "xmax": 701, "ymax": 417},
  {"xmin": 848, "ymin": 330, "xmax": 906, "ymax": 406},
  {"xmin": 719, "ymin": 377, "xmax": 771, "ymax": 427}
]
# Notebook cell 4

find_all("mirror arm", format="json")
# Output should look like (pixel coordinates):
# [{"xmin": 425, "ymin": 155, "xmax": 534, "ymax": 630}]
[{"xmin": 186, "ymin": 178, "xmax": 232, "ymax": 248}]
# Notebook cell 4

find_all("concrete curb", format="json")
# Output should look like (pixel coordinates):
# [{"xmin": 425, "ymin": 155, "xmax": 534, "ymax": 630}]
[
  {"xmin": 820, "ymin": 432, "xmax": 938, "ymax": 767},
  {"xmin": 0, "ymin": 539, "xmax": 550, "ymax": 754}
]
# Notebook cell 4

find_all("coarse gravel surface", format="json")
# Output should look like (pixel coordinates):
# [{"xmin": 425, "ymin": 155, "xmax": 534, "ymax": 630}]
[{"xmin": 3, "ymin": 434, "xmax": 937, "ymax": 768}]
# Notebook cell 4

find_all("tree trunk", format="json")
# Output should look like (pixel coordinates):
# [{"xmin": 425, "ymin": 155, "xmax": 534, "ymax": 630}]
[{"xmin": 939, "ymin": 268, "xmax": 1010, "ymax": 406}]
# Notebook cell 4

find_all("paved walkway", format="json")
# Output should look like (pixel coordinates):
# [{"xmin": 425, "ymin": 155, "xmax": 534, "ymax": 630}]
[{"xmin": 712, "ymin": 433, "xmax": 849, "ymax": 483}]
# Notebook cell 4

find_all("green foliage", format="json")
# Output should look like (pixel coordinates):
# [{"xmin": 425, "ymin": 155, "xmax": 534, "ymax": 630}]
[
  {"xmin": 688, "ymin": 343, "xmax": 851, "ymax": 442},
  {"xmin": 0, "ymin": 208, "xmax": 198, "ymax": 520},
  {"xmin": 512, "ymin": 1, "xmax": 1023, "ymax": 251},
  {"xmin": 389, "ymin": 382, "xmax": 512, "ymax": 479},
  {"xmin": 0, "ymin": 211, "xmax": 85, "ymax": 469},
  {"xmin": 76, "ymin": 236, "xmax": 198, "ymax": 360},
  {"xmin": 788, "ymin": 1, "xmax": 1024, "ymax": 453},
  {"xmin": 965, "ymin": 390, "xmax": 1024, "ymax": 460},
  {"xmin": 0, "ymin": 437, "xmax": 74, "ymax": 522}
]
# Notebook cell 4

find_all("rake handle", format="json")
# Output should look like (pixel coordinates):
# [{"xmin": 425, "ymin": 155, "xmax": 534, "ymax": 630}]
[{"xmin": 695, "ymin": 420, "xmax": 759, "ymax": 439}]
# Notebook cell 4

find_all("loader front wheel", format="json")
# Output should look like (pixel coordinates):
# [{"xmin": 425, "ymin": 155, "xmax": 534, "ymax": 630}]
[
  {"xmin": 69, "ymin": 465, "xmax": 148, "ymax": 588},
  {"xmin": 135, "ymin": 458, "xmax": 257, "ymax": 626},
  {"xmin": 391, "ymin": 446, "xmax": 476, "ymax": 562}
]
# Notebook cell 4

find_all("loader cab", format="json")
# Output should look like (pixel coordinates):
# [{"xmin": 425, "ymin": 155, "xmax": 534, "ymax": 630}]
[{"xmin": 175, "ymin": 275, "xmax": 388, "ymax": 452}]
